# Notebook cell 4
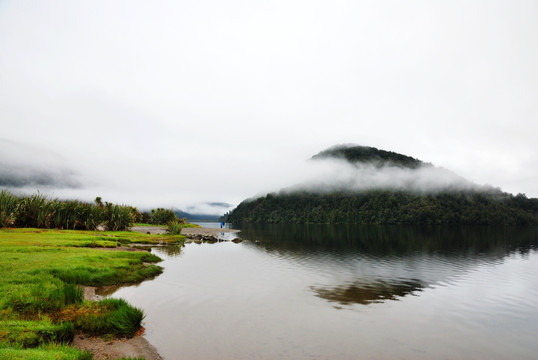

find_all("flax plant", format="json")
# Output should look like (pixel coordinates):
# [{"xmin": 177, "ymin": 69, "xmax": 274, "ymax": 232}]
[
  {"xmin": 0, "ymin": 190, "xmax": 18, "ymax": 227},
  {"xmin": 103, "ymin": 203, "xmax": 134, "ymax": 231},
  {"xmin": 15, "ymin": 193, "xmax": 52, "ymax": 228}
]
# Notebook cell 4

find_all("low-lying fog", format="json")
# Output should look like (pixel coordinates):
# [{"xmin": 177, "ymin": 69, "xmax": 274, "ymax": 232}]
[
  {"xmin": 1, "ymin": 139, "xmax": 500, "ymax": 215},
  {"xmin": 283, "ymin": 158, "xmax": 486, "ymax": 195}
]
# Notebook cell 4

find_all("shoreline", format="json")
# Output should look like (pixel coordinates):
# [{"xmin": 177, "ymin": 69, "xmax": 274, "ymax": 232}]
[
  {"xmin": 72, "ymin": 274, "xmax": 166, "ymax": 359},
  {"xmin": 72, "ymin": 280, "xmax": 164, "ymax": 359},
  {"xmin": 73, "ymin": 332, "xmax": 163, "ymax": 360},
  {"xmin": 180, "ymin": 226, "xmax": 239, "ymax": 236},
  {"xmin": 74, "ymin": 226, "xmax": 240, "ymax": 359},
  {"xmin": 131, "ymin": 225, "xmax": 240, "ymax": 236}
]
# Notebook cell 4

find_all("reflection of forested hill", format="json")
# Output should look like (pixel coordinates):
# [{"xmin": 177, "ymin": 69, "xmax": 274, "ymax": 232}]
[
  {"xmin": 311, "ymin": 279, "xmax": 425, "ymax": 306},
  {"xmin": 238, "ymin": 224, "xmax": 538, "ymax": 257},
  {"xmin": 239, "ymin": 224, "xmax": 538, "ymax": 306},
  {"xmin": 223, "ymin": 145, "xmax": 538, "ymax": 225}
]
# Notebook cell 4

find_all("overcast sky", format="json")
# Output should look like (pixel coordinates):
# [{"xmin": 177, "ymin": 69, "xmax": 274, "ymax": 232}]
[{"xmin": 1, "ymin": 0, "xmax": 537, "ymax": 213}]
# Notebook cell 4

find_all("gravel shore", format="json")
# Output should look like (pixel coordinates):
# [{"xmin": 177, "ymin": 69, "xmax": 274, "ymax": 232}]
[
  {"xmin": 180, "ymin": 227, "xmax": 239, "ymax": 236},
  {"xmin": 130, "ymin": 226, "xmax": 168, "ymax": 235}
]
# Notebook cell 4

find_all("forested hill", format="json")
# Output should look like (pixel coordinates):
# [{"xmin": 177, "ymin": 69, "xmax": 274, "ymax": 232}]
[
  {"xmin": 222, "ymin": 145, "xmax": 538, "ymax": 225},
  {"xmin": 222, "ymin": 190, "xmax": 538, "ymax": 225},
  {"xmin": 311, "ymin": 145, "xmax": 426, "ymax": 168}
]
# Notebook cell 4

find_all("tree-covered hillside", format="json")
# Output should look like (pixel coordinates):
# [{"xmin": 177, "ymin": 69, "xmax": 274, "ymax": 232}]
[
  {"xmin": 312, "ymin": 145, "xmax": 426, "ymax": 168},
  {"xmin": 222, "ymin": 145, "xmax": 538, "ymax": 225},
  {"xmin": 222, "ymin": 190, "xmax": 538, "ymax": 225}
]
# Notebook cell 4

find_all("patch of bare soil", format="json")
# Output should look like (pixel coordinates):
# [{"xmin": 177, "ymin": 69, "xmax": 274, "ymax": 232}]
[
  {"xmin": 73, "ymin": 333, "xmax": 163, "ymax": 360},
  {"xmin": 83, "ymin": 286, "xmax": 102, "ymax": 302}
]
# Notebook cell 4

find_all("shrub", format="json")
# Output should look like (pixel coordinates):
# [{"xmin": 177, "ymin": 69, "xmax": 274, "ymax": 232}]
[
  {"xmin": 82, "ymin": 203, "xmax": 103, "ymax": 230},
  {"xmin": 140, "ymin": 211, "xmax": 151, "ymax": 223},
  {"xmin": 76, "ymin": 298, "xmax": 145, "ymax": 338},
  {"xmin": 149, "ymin": 208, "xmax": 178, "ymax": 225},
  {"xmin": 15, "ymin": 193, "xmax": 52, "ymax": 228},
  {"xmin": 0, "ymin": 190, "xmax": 146, "ymax": 231},
  {"xmin": 103, "ymin": 203, "xmax": 134, "ymax": 231},
  {"xmin": 0, "ymin": 190, "xmax": 18, "ymax": 227},
  {"xmin": 129, "ymin": 206, "xmax": 144, "ymax": 223},
  {"xmin": 167, "ymin": 220, "xmax": 183, "ymax": 235},
  {"xmin": 49, "ymin": 200, "xmax": 76, "ymax": 229}
]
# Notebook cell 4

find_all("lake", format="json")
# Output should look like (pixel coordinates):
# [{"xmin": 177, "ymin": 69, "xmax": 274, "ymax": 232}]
[{"xmin": 112, "ymin": 225, "xmax": 538, "ymax": 359}]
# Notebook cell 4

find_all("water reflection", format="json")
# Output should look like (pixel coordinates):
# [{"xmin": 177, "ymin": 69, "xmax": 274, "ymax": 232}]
[
  {"xmin": 236, "ymin": 224, "xmax": 538, "ymax": 257},
  {"xmin": 311, "ymin": 278, "xmax": 424, "ymax": 306},
  {"xmin": 156, "ymin": 244, "xmax": 184, "ymax": 257},
  {"xmin": 237, "ymin": 224, "xmax": 538, "ymax": 306},
  {"xmin": 111, "ymin": 225, "xmax": 538, "ymax": 360}
]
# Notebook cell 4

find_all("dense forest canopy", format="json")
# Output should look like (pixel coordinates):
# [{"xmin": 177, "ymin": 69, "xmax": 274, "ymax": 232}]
[{"xmin": 222, "ymin": 145, "xmax": 538, "ymax": 225}]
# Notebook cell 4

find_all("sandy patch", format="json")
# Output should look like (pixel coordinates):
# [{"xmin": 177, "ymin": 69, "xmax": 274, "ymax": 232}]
[{"xmin": 73, "ymin": 333, "xmax": 163, "ymax": 360}]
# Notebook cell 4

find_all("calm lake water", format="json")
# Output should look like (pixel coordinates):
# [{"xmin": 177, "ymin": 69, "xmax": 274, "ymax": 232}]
[{"xmin": 112, "ymin": 225, "xmax": 538, "ymax": 359}]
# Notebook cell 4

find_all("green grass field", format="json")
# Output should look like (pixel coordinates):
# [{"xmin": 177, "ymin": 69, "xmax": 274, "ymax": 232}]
[{"xmin": 0, "ymin": 228, "xmax": 184, "ymax": 359}]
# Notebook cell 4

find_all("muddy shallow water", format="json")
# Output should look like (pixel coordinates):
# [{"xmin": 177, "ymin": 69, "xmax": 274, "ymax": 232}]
[{"xmin": 110, "ymin": 225, "xmax": 538, "ymax": 360}]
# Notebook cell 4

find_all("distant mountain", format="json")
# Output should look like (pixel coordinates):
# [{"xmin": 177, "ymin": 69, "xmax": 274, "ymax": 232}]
[
  {"xmin": 206, "ymin": 202, "xmax": 233, "ymax": 208},
  {"xmin": 222, "ymin": 145, "xmax": 538, "ymax": 225},
  {"xmin": 174, "ymin": 210, "xmax": 221, "ymax": 222},
  {"xmin": 174, "ymin": 202, "xmax": 233, "ymax": 222}
]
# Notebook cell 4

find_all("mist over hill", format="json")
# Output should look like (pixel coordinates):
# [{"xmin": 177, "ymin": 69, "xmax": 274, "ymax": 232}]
[
  {"xmin": 222, "ymin": 145, "xmax": 538, "ymax": 225},
  {"xmin": 299, "ymin": 145, "xmax": 481, "ymax": 194}
]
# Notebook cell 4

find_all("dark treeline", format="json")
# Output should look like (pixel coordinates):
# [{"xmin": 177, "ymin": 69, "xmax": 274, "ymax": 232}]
[
  {"xmin": 222, "ymin": 190, "xmax": 538, "ymax": 225},
  {"xmin": 0, "ymin": 190, "xmax": 181, "ymax": 231}
]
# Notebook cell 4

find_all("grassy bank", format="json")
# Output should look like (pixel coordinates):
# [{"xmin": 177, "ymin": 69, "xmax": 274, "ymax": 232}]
[{"xmin": 0, "ymin": 228, "xmax": 184, "ymax": 359}]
